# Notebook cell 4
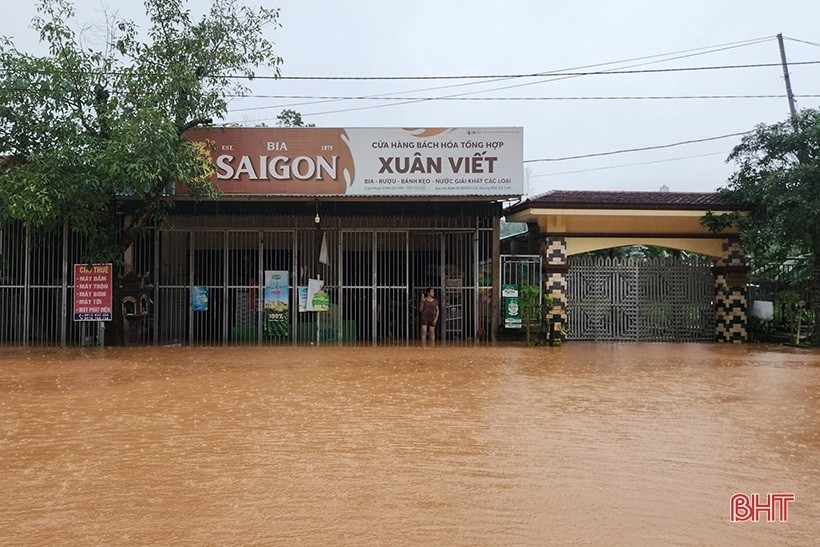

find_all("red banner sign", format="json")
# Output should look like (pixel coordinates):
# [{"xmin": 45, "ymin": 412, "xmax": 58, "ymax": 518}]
[{"xmin": 73, "ymin": 263, "xmax": 113, "ymax": 321}]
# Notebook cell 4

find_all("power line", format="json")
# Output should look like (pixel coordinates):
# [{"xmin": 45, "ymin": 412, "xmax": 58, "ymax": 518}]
[
  {"xmin": 3, "ymin": 36, "xmax": 759, "ymax": 121},
  {"xmin": 528, "ymin": 151, "xmax": 730, "ymax": 178},
  {"xmin": 784, "ymin": 36, "xmax": 820, "ymax": 49},
  {"xmin": 523, "ymin": 132, "xmax": 751, "ymax": 163},
  {"xmin": 237, "ymin": 57, "xmax": 820, "ymax": 118},
  {"xmin": 10, "ymin": 54, "xmax": 808, "ymax": 82},
  {"xmin": 260, "ymin": 60, "xmax": 820, "ymax": 81},
  {"xmin": 0, "ymin": 36, "xmax": 777, "ymax": 85},
  {"xmin": 4, "ymin": 44, "xmax": 797, "ymax": 89},
  {"xmin": 2, "ymin": 35, "xmax": 795, "ymax": 121},
  {"xmin": 228, "ymin": 93, "xmax": 820, "ymax": 105},
  {"xmin": 432, "ymin": 40, "xmax": 785, "ymax": 102},
  {"xmin": 237, "ymin": 36, "xmax": 778, "ymax": 121},
  {"xmin": 237, "ymin": 37, "xmax": 777, "ymax": 83}
]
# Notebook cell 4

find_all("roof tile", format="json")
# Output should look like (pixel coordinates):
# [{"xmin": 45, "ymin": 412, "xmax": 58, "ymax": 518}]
[{"xmin": 506, "ymin": 190, "xmax": 742, "ymax": 212}]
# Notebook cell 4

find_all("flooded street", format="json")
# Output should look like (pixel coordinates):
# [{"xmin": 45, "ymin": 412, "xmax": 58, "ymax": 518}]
[{"xmin": 0, "ymin": 343, "xmax": 817, "ymax": 546}]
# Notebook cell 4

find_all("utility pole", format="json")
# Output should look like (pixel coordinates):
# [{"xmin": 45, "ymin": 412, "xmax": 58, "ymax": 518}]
[{"xmin": 777, "ymin": 33, "xmax": 798, "ymax": 119}]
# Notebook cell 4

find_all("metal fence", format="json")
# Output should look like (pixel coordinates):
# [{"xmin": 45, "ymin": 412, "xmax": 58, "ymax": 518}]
[
  {"xmin": 747, "ymin": 257, "xmax": 812, "ymax": 336},
  {"xmin": 500, "ymin": 255, "xmax": 542, "ymax": 330},
  {"xmin": 0, "ymin": 222, "xmax": 95, "ymax": 346},
  {"xmin": 567, "ymin": 256, "xmax": 715, "ymax": 341},
  {"xmin": 1, "ymin": 215, "xmax": 496, "ymax": 346},
  {"xmin": 748, "ymin": 258, "xmax": 811, "ymax": 303}
]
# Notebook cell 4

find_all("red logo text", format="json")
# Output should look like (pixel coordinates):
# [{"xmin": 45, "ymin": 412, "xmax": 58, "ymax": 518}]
[{"xmin": 730, "ymin": 493, "xmax": 795, "ymax": 522}]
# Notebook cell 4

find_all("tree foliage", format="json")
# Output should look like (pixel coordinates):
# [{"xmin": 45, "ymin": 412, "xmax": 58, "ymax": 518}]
[
  {"xmin": 0, "ymin": 0, "xmax": 282, "ymax": 261},
  {"xmin": 703, "ymin": 108, "xmax": 820, "ymax": 345},
  {"xmin": 276, "ymin": 108, "xmax": 315, "ymax": 128}
]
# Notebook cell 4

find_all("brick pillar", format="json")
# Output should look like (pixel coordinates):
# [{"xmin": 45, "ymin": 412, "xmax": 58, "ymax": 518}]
[
  {"xmin": 714, "ymin": 237, "xmax": 748, "ymax": 343},
  {"xmin": 542, "ymin": 236, "xmax": 568, "ymax": 344}
]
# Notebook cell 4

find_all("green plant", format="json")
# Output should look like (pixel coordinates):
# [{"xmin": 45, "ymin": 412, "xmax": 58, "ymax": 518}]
[
  {"xmin": 748, "ymin": 316, "xmax": 775, "ymax": 342},
  {"xmin": 779, "ymin": 289, "xmax": 810, "ymax": 346},
  {"xmin": 519, "ymin": 283, "xmax": 541, "ymax": 346}
]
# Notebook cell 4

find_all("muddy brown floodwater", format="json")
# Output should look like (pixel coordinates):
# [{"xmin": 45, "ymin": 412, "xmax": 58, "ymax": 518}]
[{"xmin": 0, "ymin": 343, "xmax": 817, "ymax": 546}]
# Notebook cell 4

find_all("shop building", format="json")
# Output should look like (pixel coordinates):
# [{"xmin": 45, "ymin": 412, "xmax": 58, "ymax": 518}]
[{"xmin": 0, "ymin": 127, "xmax": 523, "ymax": 346}]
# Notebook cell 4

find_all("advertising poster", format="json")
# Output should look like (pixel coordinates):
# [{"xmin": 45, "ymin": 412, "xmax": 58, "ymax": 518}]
[
  {"xmin": 312, "ymin": 290, "xmax": 329, "ymax": 312},
  {"xmin": 182, "ymin": 127, "xmax": 523, "ymax": 198},
  {"xmin": 73, "ymin": 263, "xmax": 113, "ymax": 321},
  {"xmin": 191, "ymin": 286, "xmax": 209, "ymax": 312},
  {"xmin": 302, "ymin": 278, "xmax": 328, "ymax": 312},
  {"xmin": 502, "ymin": 284, "xmax": 522, "ymax": 329},
  {"xmin": 263, "ymin": 271, "xmax": 290, "ymax": 337},
  {"xmin": 298, "ymin": 286, "xmax": 309, "ymax": 312}
]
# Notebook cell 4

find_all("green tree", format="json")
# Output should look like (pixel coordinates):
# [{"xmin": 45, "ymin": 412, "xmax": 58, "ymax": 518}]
[
  {"xmin": 276, "ymin": 108, "xmax": 315, "ymax": 128},
  {"xmin": 0, "ymin": 0, "xmax": 282, "ymax": 260},
  {"xmin": 703, "ymin": 108, "xmax": 820, "ymax": 346}
]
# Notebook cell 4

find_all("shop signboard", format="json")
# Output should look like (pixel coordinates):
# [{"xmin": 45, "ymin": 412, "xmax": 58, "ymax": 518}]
[
  {"xmin": 73, "ymin": 263, "xmax": 113, "ymax": 321},
  {"xmin": 182, "ymin": 127, "xmax": 523, "ymax": 197},
  {"xmin": 502, "ymin": 283, "xmax": 522, "ymax": 329},
  {"xmin": 263, "ymin": 271, "xmax": 290, "ymax": 336}
]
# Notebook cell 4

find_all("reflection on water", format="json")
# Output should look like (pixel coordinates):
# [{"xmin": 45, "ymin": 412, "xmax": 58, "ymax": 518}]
[{"xmin": 0, "ymin": 343, "xmax": 817, "ymax": 545}]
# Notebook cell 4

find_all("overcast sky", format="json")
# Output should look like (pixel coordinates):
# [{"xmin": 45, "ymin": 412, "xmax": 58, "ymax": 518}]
[{"xmin": 3, "ymin": 0, "xmax": 819, "ymax": 196}]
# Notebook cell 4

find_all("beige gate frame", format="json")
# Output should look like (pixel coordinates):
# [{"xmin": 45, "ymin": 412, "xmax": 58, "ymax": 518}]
[{"xmin": 504, "ymin": 190, "xmax": 749, "ymax": 342}]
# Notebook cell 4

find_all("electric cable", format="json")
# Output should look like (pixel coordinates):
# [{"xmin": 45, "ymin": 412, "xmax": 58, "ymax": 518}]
[
  {"xmin": 231, "ymin": 37, "xmax": 780, "ymax": 120},
  {"xmin": 227, "ymin": 93, "xmax": 820, "ymax": 103},
  {"xmin": 523, "ymin": 132, "xmax": 751, "ymax": 163},
  {"xmin": 528, "ymin": 151, "xmax": 730, "ymax": 178}
]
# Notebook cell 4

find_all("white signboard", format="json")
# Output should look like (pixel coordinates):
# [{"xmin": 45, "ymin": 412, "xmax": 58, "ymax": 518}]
[{"xmin": 183, "ymin": 127, "xmax": 524, "ymax": 197}]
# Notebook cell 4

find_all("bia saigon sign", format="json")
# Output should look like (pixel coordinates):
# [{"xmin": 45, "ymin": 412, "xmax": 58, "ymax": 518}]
[{"xmin": 181, "ymin": 127, "xmax": 523, "ymax": 197}]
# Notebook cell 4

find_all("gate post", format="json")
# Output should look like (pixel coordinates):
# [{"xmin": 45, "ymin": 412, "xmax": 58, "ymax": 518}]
[
  {"xmin": 542, "ymin": 235, "xmax": 568, "ymax": 345},
  {"xmin": 713, "ymin": 237, "xmax": 748, "ymax": 343}
]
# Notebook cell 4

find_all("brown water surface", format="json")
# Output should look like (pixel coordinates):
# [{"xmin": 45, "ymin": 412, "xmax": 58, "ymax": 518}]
[{"xmin": 0, "ymin": 343, "xmax": 818, "ymax": 545}]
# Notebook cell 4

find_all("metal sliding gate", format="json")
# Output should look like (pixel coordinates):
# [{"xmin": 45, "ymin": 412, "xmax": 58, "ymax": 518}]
[
  {"xmin": 152, "ymin": 229, "xmax": 321, "ymax": 346},
  {"xmin": 1, "ymin": 221, "xmax": 494, "ymax": 346},
  {"xmin": 154, "ymin": 227, "xmax": 489, "ymax": 346},
  {"xmin": 567, "ymin": 256, "xmax": 715, "ymax": 341},
  {"xmin": 340, "ymin": 230, "xmax": 487, "ymax": 346},
  {"xmin": 341, "ymin": 231, "xmax": 405, "ymax": 344}
]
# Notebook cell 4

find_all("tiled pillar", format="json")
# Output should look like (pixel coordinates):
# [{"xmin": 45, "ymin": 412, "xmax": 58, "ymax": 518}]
[
  {"xmin": 714, "ymin": 237, "xmax": 748, "ymax": 343},
  {"xmin": 542, "ymin": 236, "xmax": 568, "ymax": 344}
]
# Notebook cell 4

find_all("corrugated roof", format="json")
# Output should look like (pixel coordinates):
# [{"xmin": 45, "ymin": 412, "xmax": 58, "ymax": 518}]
[{"xmin": 505, "ymin": 190, "xmax": 743, "ymax": 213}]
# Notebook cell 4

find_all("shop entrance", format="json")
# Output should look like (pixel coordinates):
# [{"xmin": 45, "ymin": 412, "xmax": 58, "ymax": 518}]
[
  {"xmin": 149, "ymin": 227, "xmax": 488, "ymax": 346},
  {"xmin": 339, "ymin": 230, "xmax": 482, "ymax": 345},
  {"xmin": 153, "ymin": 228, "xmax": 488, "ymax": 346}
]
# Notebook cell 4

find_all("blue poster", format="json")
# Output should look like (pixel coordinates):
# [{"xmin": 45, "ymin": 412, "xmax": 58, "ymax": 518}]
[
  {"xmin": 298, "ymin": 286, "xmax": 309, "ymax": 312},
  {"xmin": 191, "ymin": 286, "xmax": 209, "ymax": 312}
]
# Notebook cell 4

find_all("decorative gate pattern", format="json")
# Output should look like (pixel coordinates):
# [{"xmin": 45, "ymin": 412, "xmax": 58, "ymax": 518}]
[{"xmin": 567, "ymin": 257, "xmax": 715, "ymax": 341}]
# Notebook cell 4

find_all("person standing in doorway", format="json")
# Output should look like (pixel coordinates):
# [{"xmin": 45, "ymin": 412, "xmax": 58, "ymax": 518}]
[{"xmin": 419, "ymin": 287, "xmax": 439, "ymax": 346}]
